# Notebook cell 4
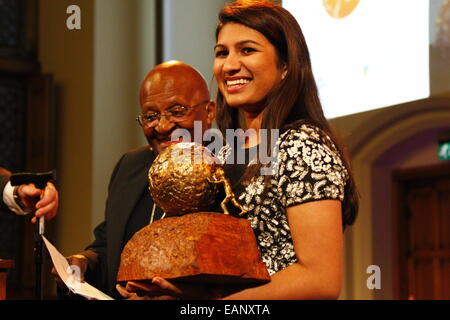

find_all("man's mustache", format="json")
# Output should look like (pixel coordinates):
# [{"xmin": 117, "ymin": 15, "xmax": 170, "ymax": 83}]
[{"xmin": 152, "ymin": 128, "xmax": 192, "ymax": 142}]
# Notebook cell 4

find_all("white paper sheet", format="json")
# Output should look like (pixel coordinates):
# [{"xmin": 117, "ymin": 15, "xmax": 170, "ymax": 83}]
[{"xmin": 43, "ymin": 236, "xmax": 114, "ymax": 300}]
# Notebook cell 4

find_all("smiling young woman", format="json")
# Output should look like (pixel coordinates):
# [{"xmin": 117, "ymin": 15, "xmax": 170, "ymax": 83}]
[{"xmin": 211, "ymin": 0, "xmax": 359, "ymax": 300}]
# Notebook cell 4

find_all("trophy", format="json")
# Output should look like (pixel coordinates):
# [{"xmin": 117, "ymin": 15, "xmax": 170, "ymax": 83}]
[{"xmin": 117, "ymin": 143, "xmax": 270, "ymax": 289}]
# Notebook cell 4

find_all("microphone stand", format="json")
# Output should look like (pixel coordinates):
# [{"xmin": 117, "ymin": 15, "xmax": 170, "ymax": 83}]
[{"xmin": 34, "ymin": 216, "xmax": 45, "ymax": 300}]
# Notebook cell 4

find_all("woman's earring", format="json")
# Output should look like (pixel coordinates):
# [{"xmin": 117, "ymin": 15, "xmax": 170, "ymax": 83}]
[{"xmin": 281, "ymin": 64, "xmax": 288, "ymax": 80}]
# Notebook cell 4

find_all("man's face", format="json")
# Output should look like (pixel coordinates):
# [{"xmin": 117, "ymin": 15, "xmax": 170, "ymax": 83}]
[{"xmin": 140, "ymin": 72, "xmax": 214, "ymax": 154}]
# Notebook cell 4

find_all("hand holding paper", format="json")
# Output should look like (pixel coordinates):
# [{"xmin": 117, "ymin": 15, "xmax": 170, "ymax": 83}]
[{"xmin": 43, "ymin": 236, "xmax": 113, "ymax": 300}]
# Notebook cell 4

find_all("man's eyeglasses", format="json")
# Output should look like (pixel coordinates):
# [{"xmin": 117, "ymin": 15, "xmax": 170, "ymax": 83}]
[{"xmin": 136, "ymin": 100, "xmax": 209, "ymax": 128}]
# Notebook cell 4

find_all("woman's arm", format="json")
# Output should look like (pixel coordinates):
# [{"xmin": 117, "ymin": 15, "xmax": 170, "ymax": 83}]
[{"xmin": 222, "ymin": 199, "xmax": 343, "ymax": 300}]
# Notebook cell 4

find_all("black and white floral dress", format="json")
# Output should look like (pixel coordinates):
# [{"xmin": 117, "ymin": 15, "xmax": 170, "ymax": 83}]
[{"xmin": 219, "ymin": 123, "xmax": 348, "ymax": 275}]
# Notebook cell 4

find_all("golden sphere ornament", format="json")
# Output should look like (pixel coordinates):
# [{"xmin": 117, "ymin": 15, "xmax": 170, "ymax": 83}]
[{"xmin": 149, "ymin": 142, "xmax": 221, "ymax": 216}]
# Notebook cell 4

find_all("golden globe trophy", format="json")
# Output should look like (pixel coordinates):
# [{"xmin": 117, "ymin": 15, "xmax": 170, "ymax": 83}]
[{"xmin": 117, "ymin": 143, "xmax": 270, "ymax": 292}]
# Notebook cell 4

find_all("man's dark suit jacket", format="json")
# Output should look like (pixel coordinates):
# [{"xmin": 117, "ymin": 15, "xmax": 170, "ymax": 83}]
[
  {"xmin": 0, "ymin": 167, "xmax": 11, "ymax": 210},
  {"xmin": 84, "ymin": 146, "xmax": 158, "ymax": 298}
]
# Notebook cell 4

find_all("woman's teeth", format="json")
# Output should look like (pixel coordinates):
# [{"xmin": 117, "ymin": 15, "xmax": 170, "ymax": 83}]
[{"xmin": 226, "ymin": 79, "xmax": 251, "ymax": 86}]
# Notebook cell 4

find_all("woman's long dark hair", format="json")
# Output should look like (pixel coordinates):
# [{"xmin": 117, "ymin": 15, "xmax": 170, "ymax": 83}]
[{"xmin": 215, "ymin": 0, "xmax": 358, "ymax": 227}]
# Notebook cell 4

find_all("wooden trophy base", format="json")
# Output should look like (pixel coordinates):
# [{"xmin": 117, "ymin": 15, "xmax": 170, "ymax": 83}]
[{"xmin": 117, "ymin": 212, "xmax": 270, "ymax": 286}]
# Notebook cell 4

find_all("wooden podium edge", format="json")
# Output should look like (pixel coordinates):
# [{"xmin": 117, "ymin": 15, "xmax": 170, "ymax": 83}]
[{"xmin": 0, "ymin": 259, "xmax": 14, "ymax": 300}]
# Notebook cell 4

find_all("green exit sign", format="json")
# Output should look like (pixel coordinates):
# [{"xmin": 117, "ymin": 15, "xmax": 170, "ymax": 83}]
[{"xmin": 438, "ymin": 142, "xmax": 450, "ymax": 160}]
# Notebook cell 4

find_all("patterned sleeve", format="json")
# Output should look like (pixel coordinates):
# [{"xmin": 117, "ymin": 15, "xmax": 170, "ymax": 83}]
[{"xmin": 275, "ymin": 124, "xmax": 348, "ymax": 208}]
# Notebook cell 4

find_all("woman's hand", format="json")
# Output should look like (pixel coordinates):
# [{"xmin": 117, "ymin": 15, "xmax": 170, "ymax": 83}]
[
  {"xmin": 116, "ymin": 279, "xmax": 177, "ymax": 300},
  {"xmin": 116, "ymin": 278, "xmax": 225, "ymax": 300},
  {"xmin": 116, "ymin": 283, "xmax": 155, "ymax": 300}
]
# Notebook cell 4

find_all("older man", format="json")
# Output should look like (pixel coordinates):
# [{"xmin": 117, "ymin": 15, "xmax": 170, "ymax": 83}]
[
  {"xmin": 56, "ymin": 61, "xmax": 215, "ymax": 299},
  {"xmin": 0, "ymin": 167, "xmax": 58, "ymax": 222}
]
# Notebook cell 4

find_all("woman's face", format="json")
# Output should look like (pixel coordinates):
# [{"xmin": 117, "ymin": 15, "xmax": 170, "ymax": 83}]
[{"xmin": 214, "ymin": 23, "xmax": 285, "ymax": 112}]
